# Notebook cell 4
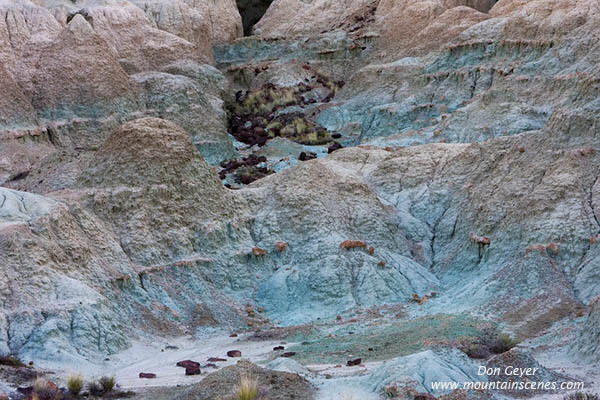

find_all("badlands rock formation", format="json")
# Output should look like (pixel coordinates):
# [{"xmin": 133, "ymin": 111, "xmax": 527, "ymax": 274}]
[{"xmin": 1, "ymin": 0, "xmax": 599, "ymax": 399}]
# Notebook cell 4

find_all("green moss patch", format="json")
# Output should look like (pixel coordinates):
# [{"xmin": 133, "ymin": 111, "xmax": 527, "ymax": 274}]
[{"xmin": 281, "ymin": 314, "xmax": 496, "ymax": 364}]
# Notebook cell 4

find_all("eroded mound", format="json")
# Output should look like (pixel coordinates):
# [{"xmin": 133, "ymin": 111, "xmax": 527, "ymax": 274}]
[{"xmin": 130, "ymin": 359, "xmax": 314, "ymax": 400}]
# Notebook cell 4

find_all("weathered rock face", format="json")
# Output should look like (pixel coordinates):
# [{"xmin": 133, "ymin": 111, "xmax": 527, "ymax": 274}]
[
  {"xmin": 29, "ymin": 14, "xmax": 135, "ymax": 119},
  {"xmin": 0, "ymin": 118, "xmax": 248, "ymax": 362},
  {"xmin": 1, "ymin": 0, "xmax": 599, "ymax": 397},
  {"xmin": 253, "ymin": 0, "xmax": 378, "ymax": 38},
  {"xmin": 0, "ymin": 187, "xmax": 133, "ymax": 361},
  {"xmin": 573, "ymin": 298, "xmax": 600, "ymax": 361},
  {"xmin": 0, "ymin": 0, "xmax": 242, "ymax": 188},
  {"xmin": 78, "ymin": 117, "xmax": 238, "ymax": 265}
]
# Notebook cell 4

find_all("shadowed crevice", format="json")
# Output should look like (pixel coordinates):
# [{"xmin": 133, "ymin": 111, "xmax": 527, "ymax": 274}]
[{"xmin": 236, "ymin": 0, "xmax": 274, "ymax": 36}]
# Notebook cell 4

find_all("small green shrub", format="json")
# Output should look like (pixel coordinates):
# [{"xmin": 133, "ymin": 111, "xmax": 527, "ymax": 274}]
[
  {"xmin": 99, "ymin": 376, "xmax": 116, "ymax": 393},
  {"xmin": 489, "ymin": 333, "xmax": 517, "ymax": 354},
  {"xmin": 67, "ymin": 374, "xmax": 84, "ymax": 396}
]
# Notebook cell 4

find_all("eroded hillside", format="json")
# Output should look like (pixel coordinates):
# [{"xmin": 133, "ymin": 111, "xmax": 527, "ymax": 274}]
[{"xmin": 0, "ymin": 0, "xmax": 599, "ymax": 399}]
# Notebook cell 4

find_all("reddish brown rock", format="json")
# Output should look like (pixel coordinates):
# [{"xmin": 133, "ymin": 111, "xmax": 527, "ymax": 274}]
[
  {"xmin": 207, "ymin": 357, "xmax": 227, "ymax": 362},
  {"xmin": 227, "ymin": 350, "xmax": 242, "ymax": 358},
  {"xmin": 185, "ymin": 365, "xmax": 201, "ymax": 375},
  {"xmin": 139, "ymin": 373, "xmax": 157, "ymax": 379},
  {"xmin": 176, "ymin": 360, "xmax": 200, "ymax": 369}
]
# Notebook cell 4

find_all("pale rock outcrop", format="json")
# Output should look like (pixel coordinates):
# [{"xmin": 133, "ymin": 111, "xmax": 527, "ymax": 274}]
[
  {"xmin": 27, "ymin": 14, "xmax": 135, "ymax": 119},
  {"xmin": 54, "ymin": 0, "xmax": 203, "ymax": 72},
  {"xmin": 0, "ymin": 187, "xmax": 133, "ymax": 361},
  {"xmin": 0, "ymin": 118, "xmax": 247, "ymax": 361},
  {"xmin": 131, "ymin": 69, "xmax": 236, "ymax": 164},
  {"xmin": 77, "ymin": 117, "xmax": 239, "ymax": 265},
  {"xmin": 0, "ymin": 63, "xmax": 36, "ymax": 130},
  {"xmin": 129, "ymin": 0, "xmax": 214, "ymax": 61},
  {"xmin": 232, "ymin": 130, "xmax": 593, "ymax": 332},
  {"xmin": 0, "ymin": 0, "xmax": 238, "ymax": 187},
  {"xmin": 39, "ymin": 0, "xmax": 243, "ymax": 65},
  {"xmin": 181, "ymin": 0, "xmax": 243, "ymax": 43},
  {"xmin": 0, "ymin": 0, "xmax": 62, "ymax": 73},
  {"xmin": 253, "ymin": 0, "xmax": 377, "ymax": 38}
]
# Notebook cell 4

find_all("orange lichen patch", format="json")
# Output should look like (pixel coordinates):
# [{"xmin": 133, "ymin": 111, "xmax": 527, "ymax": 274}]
[
  {"xmin": 591, "ymin": 235, "xmax": 599, "ymax": 245},
  {"xmin": 252, "ymin": 247, "xmax": 267, "ymax": 256},
  {"xmin": 340, "ymin": 240, "xmax": 367, "ymax": 250},
  {"xmin": 526, "ymin": 242, "xmax": 560, "ymax": 256},
  {"xmin": 368, "ymin": 246, "xmax": 375, "ymax": 255},
  {"xmin": 411, "ymin": 293, "xmax": 430, "ymax": 305},
  {"xmin": 378, "ymin": 260, "xmax": 386, "ymax": 268},
  {"xmin": 546, "ymin": 242, "xmax": 560, "ymax": 256},
  {"xmin": 526, "ymin": 244, "xmax": 546, "ymax": 255},
  {"xmin": 469, "ymin": 232, "xmax": 491, "ymax": 245},
  {"xmin": 275, "ymin": 241, "xmax": 288, "ymax": 252}
]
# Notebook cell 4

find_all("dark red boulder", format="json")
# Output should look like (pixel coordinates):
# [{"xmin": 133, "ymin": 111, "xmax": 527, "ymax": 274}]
[
  {"xmin": 139, "ymin": 373, "xmax": 157, "ymax": 379},
  {"xmin": 328, "ymin": 143, "xmax": 343, "ymax": 154},
  {"xmin": 227, "ymin": 350, "xmax": 242, "ymax": 358},
  {"xmin": 207, "ymin": 357, "xmax": 227, "ymax": 362},
  {"xmin": 176, "ymin": 360, "xmax": 200, "ymax": 369},
  {"xmin": 185, "ymin": 365, "xmax": 201, "ymax": 376}
]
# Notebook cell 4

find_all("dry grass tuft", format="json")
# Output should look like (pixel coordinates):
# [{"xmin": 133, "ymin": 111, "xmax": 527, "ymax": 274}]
[
  {"xmin": 33, "ymin": 378, "xmax": 61, "ymax": 400},
  {"xmin": 67, "ymin": 374, "xmax": 84, "ymax": 396},
  {"xmin": 237, "ymin": 374, "xmax": 258, "ymax": 400}
]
